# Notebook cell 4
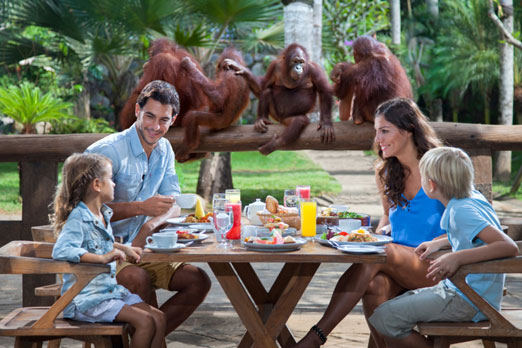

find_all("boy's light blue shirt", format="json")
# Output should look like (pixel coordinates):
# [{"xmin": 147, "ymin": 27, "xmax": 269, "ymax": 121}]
[
  {"xmin": 440, "ymin": 190, "xmax": 505, "ymax": 322},
  {"xmin": 52, "ymin": 202, "xmax": 129, "ymax": 317},
  {"xmin": 85, "ymin": 124, "xmax": 181, "ymax": 244}
]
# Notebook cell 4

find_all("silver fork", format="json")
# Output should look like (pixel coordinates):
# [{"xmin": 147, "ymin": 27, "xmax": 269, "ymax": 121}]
[{"xmin": 328, "ymin": 240, "xmax": 340, "ymax": 248}]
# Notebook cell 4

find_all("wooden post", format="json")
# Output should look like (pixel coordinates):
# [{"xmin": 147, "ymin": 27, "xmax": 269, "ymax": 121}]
[
  {"xmin": 466, "ymin": 149, "xmax": 493, "ymax": 202},
  {"xmin": 20, "ymin": 161, "xmax": 58, "ymax": 306}
]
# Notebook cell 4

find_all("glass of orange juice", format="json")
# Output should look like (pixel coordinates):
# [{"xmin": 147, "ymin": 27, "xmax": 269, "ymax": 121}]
[{"xmin": 300, "ymin": 199, "xmax": 317, "ymax": 238}]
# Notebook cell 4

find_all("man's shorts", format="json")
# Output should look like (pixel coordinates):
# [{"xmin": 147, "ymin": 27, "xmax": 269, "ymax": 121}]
[
  {"xmin": 116, "ymin": 261, "xmax": 184, "ymax": 290},
  {"xmin": 369, "ymin": 282, "xmax": 477, "ymax": 339}
]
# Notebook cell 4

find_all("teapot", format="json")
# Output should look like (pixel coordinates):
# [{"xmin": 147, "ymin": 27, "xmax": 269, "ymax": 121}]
[{"xmin": 243, "ymin": 198, "xmax": 265, "ymax": 225}]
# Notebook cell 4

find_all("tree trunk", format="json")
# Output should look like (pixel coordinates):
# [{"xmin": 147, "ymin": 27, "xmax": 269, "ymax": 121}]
[
  {"xmin": 495, "ymin": 0, "xmax": 514, "ymax": 182},
  {"xmin": 196, "ymin": 152, "xmax": 234, "ymax": 202},
  {"xmin": 312, "ymin": 0, "xmax": 323, "ymax": 65},
  {"xmin": 73, "ymin": 71, "xmax": 91, "ymax": 119},
  {"xmin": 390, "ymin": 0, "xmax": 401, "ymax": 45},
  {"xmin": 430, "ymin": 99, "xmax": 443, "ymax": 122},
  {"xmin": 426, "ymin": 0, "xmax": 439, "ymax": 18},
  {"xmin": 284, "ymin": 1, "xmax": 313, "ymax": 53}
]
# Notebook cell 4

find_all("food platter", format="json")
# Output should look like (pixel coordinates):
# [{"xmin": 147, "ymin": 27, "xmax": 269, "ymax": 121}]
[
  {"xmin": 177, "ymin": 233, "xmax": 209, "ymax": 244},
  {"xmin": 315, "ymin": 234, "xmax": 393, "ymax": 247},
  {"xmin": 242, "ymin": 238, "xmax": 308, "ymax": 252},
  {"xmin": 337, "ymin": 245, "xmax": 385, "ymax": 254},
  {"xmin": 166, "ymin": 217, "xmax": 213, "ymax": 230}
]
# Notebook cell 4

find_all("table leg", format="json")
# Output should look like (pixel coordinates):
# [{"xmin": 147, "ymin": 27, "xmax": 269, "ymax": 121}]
[
  {"xmin": 209, "ymin": 262, "xmax": 278, "ymax": 348},
  {"xmin": 232, "ymin": 262, "xmax": 319, "ymax": 348}
]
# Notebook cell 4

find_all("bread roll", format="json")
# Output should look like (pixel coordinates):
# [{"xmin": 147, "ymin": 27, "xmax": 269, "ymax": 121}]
[{"xmin": 265, "ymin": 195, "xmax": 279, "ymax": 214}]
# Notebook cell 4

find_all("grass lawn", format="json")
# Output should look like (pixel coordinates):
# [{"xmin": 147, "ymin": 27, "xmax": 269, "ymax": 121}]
[
  {"xmin": 0, "ymin": 151, "xmax": 342, "ymax": 214},
  {"xmin": 493, "ymin": 151, "xmax": 522, "ymax": 200}
]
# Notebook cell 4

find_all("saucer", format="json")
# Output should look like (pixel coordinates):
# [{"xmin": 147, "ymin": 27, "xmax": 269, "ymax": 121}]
[{"xmin": 144, "ymin": 243, "xmax": 186, "ymax": 253}]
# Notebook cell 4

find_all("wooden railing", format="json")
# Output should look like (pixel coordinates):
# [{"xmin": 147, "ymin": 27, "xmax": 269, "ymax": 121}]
[{"xmin": 2, "ymin": 121, "xmax": 522, "ymax": 305}]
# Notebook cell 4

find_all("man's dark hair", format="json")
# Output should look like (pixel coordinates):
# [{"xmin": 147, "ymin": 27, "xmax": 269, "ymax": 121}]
[{"xmin": 136, "ymin": 80, "xmax": 180, "ymax": 117}]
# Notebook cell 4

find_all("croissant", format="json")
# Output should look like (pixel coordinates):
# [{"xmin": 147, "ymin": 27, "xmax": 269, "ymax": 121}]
[{"xmin": 265, "ymin": 195, "xmax": 279, "ymax": 214}]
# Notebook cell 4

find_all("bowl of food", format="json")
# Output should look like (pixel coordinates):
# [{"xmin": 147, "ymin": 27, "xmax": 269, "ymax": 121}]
[{"xmin": 338, "ymin": 211, "xmax": 371, "ymax": 227}]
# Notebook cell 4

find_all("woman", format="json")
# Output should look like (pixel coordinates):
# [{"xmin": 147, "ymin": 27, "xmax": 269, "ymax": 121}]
[{"xmin": 295, "ymin": 98, "xmax": 445, "ymax": 348}]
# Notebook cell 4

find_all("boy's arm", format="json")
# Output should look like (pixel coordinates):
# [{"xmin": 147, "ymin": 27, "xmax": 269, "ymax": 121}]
[
  {"xmin": 427, "ymin": 225, "xmax": 518, "ymax": 281},
  {"xmin": 452, "ymin": 225, "xmax": 518, "ymax": 265}
]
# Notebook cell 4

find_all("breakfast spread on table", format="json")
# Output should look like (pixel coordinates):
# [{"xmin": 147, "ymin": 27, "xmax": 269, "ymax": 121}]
[
  {"xmin": 323, "ymin": 228, "xmax": 378, "ymax": 242},
  {"xmin": 176, "ymin": 230, "xmax": 200, "ymax": 240},
  {"xmin": 243, "ymin": 229, "xmax": 297, "ymax": 244}
]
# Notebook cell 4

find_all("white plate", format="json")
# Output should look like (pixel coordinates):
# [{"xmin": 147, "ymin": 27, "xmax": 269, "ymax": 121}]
[
  {"xmin": 242, "ymin": 238, "xmax": 308, "ymax": 252},
  {"xmin": 315, "ymin": 234, "xmax": 393, "ymax": 247},
  {"xmin": 178, "ymin": 233, "xmax": 209, "ymax": 244},
  {"xmin": 337, "ymin": 245, "xmax": 385, "ymax": 254},
  {"xmin": 166, "ymin": 217, "xmax": 213, "ymax": 230},
  {"xmin": 144, "ymin": 243, "xmax": 186, "ymax": 253}
]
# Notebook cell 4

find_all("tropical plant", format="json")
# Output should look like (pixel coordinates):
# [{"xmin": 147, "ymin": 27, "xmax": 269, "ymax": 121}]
[
  {"xmin": 49, "ymin": 117, "xmax": 115, "ymax": 134},
  {"xmin": 0, "ymin": 82, "xmax": 72, "ymax": 134},
  {"xmin": 322, "ymin": 0, "xmax": 390, "ymax": 68},
  {"xmin": 422, "ymin": 0, "xmax": 499, "ymax": 123}
]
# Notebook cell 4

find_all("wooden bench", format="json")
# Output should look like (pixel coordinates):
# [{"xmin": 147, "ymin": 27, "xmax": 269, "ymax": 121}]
[
  {"xmin": 417, "ymin": 242, "xmax": 522, "ymax": 348},
  {"xmin": 0, "ymin": 241, "xmax": 129, "ymax": 348}
]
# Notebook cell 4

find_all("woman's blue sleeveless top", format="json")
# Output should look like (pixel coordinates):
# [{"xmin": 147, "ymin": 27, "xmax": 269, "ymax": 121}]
[{"xmin": 389, "ymin": 188, "xmax": 445, "ymax": 247}]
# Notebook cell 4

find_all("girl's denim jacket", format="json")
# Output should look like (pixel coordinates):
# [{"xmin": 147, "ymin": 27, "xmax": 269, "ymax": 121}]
[{"xmin": 52, "ymin": 202, "xmax": 129, "ymax": 318}]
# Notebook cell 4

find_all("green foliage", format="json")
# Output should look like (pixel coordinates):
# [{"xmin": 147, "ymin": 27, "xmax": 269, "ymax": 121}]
[
  {"xmin": 322, "ymin": 0, "xmax": 390, "ymax": 67},
  {"xmin": 422, "ymin": 0, "xmax": 499, "ymax": 122},
  {"xmin": 0, "ymin": 82, "xmax": 73, "ymax": 133},
  {"xmin": 177, "ymin": 151, "xmax": 342, "ymax": 204},
  {"xmin": 49, "ymin": 117, "xmax": 116, "ymax": 134},
  {"xmin": 0, "ymin": 162, "xmax": 21, "ymax": 214}
]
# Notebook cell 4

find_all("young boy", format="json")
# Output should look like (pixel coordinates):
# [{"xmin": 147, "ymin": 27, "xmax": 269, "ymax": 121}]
[{"xmin": 368, "ymin": 146, "xmax": 519, "ymax": 348}]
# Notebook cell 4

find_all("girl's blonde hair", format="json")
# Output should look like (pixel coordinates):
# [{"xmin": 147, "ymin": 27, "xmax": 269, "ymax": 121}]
[
  {"xmin": 419, "ymin": 147, "xmax": 474, "ymax": 200},
  {"xmin": 52, "ymin": 153, "xmax": 111, "ymax": 235}
]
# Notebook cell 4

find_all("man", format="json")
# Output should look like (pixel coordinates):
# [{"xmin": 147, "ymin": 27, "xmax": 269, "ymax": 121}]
[{"xmin": 85, "ymin": 80, "xmax": 211, "ymax": 334}]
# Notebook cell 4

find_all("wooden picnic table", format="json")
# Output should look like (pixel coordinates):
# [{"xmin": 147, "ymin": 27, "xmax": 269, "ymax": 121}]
[{"xmin": 141, "ymin": 235, "xmax": 386, "ymax": 348}]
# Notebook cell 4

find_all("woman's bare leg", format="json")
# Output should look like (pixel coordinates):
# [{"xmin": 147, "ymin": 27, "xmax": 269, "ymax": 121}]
[
  {"xmin": 364, "ymin": 273, "xmax": 404, "ymax": 348},
  {"xmin": 294, "ymin": 244, "xmax": 437, "ymax": 348}
]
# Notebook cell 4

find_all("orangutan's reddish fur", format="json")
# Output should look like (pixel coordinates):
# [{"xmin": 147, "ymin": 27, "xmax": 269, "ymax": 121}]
[
  {"xmin": 332, "ymin": 36, "xmax": 413, "ymax": 124},
  {"xmin": 175, "ymin": 48, "xmax": 251, "ymax": 162},
  {"xmin": 119, "ymin": 38, "xmax": 208, "ymax": 129}
]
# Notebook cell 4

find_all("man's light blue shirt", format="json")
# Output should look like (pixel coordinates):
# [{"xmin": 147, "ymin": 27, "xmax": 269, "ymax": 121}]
[
  {"xmin": 85, "ymin": 124, "xmax": 180, "ymax": 244},
  {"xmin": 441, "ymin": 190, "xmax": 505, "ymax": 322}
]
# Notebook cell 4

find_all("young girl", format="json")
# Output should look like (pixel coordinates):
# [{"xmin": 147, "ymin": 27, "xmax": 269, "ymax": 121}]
[{"xmin": 52, "ymin": 153, "xmax": 166, "ymax": 348}]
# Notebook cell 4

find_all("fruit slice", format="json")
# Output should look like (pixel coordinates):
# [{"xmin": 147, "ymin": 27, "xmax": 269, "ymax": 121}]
[{"xmin": 195, "ymin": 197, "xmax": 205, "ymax": 219}]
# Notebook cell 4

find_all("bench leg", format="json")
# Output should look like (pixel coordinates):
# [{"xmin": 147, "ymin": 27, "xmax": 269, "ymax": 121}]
[
  {"xmin": 14, "ymin": 337, "xmax": 42, "ymax": 348},
  {"xmin": 48, "ymin": 339, "xmax": 61, "ymax": 348},
  {"xmin": 432, "ymin": 337, "xmax": 450, "ymax": 348},
  {"xmin": 483, "ymin": 339, "xmax": 496, "ymax": 348},
  {"xmin": 507, "ymin": 339, "xmax": 522, "ymax": 348}
]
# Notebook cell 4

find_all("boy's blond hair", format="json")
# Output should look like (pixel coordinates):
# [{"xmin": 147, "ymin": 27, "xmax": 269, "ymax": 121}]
[{"xmin": 419, "ymin": 147, "xmax": 474, "ymax": 200}]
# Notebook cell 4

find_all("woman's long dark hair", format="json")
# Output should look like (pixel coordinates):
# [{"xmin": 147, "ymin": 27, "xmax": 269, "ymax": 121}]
[{"xmin": 373, "ymin": 98, "xmax": 442, "ymax": 208}]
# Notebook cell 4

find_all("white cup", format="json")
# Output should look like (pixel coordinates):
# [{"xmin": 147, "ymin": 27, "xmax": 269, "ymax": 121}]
[
  {"xmin": 338, "ymin": 218, "xmax": 362, "ymax": 232},
  {"xmin": 174, "ymin": 194, "xmax": 197, "ymax": 209},
  {"xmin": 241, "ymin": 225, "xmax": 258, "ymax": 241},
  {"xmin": 329, "ymin": 204, "xmax": 349, "ymax": 213},
  {"xmin": 146, "ymin": 232, "xmax": 178, "ymax": 248}
]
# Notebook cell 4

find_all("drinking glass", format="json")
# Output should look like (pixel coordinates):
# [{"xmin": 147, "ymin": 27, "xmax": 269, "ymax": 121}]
[
  {"xmin": 225, "ymin": 201, "xmax": 242, "ymax": 240},
  {"xmin": 225, "ymin": 189, "xmax": 241, "ymax": 203},
  {"xmin": 296, "ymin": 185, "xmax": 311, "ymax": 200},
  {"xmin": 212, "ymin": 193, "xmax": 226, "ymax": 209},
  {"xmin": 300, "ymin": 199, "xmax": 317, "ymax": 238},
  {"xmin": 284, "ymin": 189, "xmax": 298, "ymax": 208},
  {"xmin": 213, "ymin": 200, "xmax": 234, "ymax": 248}
]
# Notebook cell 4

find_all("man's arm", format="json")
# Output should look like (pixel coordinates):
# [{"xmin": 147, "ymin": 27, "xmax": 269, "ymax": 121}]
[
  {"xmin": 108, "ymin": 195, "xmax": 175, "ymax": 222},
  {"xmin": 131, "ymin": 203, "xmax": 181, "ymax": 248}
]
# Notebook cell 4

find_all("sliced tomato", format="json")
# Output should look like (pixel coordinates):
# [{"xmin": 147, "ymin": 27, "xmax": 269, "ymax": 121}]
[{"xmin": 339, "ymin": 231, "xmax": 349, "ymax": 236}]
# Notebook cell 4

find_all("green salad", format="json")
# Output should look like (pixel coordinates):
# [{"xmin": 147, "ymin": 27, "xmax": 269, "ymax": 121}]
[{"xmin": 338, "ymin": 211, "xmax": 364, "ymax": 219}]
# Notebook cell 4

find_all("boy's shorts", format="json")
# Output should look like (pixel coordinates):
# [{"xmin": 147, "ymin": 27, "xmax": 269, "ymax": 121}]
[
  {"xmin": 369, "ymin": 282, "xmax": 477, "ymax": 339},
  {"xmin": 116, "ymin": 261, "xmax": 184, "ymax": 290}
]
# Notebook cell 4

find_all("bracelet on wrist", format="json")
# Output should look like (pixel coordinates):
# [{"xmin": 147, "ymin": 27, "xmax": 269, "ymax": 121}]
[{"xmin": 311, "ymin": 324, "xmax": 327, "ymax": 345}]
